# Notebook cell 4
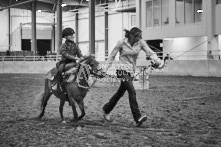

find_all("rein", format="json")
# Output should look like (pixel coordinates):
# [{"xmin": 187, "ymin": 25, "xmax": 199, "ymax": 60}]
[
  {"xmin": 100, "ymin": 59, "xmax": 168, "ymax": 79},
  {"xmin": 88, "ymin": 77, "xmax": 97, "ymax": 89}
]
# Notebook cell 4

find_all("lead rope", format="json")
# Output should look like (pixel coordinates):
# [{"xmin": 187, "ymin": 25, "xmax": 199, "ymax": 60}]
[{"xmin": 88, "ymin": 77, "xmax": 97, "ymax": 89}]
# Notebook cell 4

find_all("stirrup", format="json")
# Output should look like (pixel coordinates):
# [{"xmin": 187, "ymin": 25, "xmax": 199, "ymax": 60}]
[
  {"xmin": 50, "ymin": 76, "xmax": 54, "ymax": 81},
  {"xmin": 52, "ymin": 83, "xmax": 57, "ymax": 90}
]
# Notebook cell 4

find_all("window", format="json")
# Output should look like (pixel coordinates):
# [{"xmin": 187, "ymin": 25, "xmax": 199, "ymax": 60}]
[
  {"xmin": 185, "ymin": 0, "xmax": 194, "ymax": 24},
  {"xmin": 162, "ymin": 0, "xmax": 169, "ymax": 25},
  {"xmin": 176, "ymin": 0, "xmax": 184, "ymax": 24},
  {"xmin": 145, "ymin": 0, "xmax": 169, "ymax": 27},
  {"xmin": 131, "ymin": 15, "xmax": 136, "ymax": 26},
  {"xmin": 146, "ymin": 1, "xmax": 153, "ymax": 27},
  {"xmin": 176, "ymin": 0, "xmax": 202, "ymax": 25},
  {"xmin": 153, "ymin": 0, "xmax": 161, "ymax": 27}
]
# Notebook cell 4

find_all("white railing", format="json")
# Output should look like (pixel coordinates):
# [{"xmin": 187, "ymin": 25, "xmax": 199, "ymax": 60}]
[
  {"xmin": 0, "ymin": 50, "xmax": 221, "ymax": 62},
  {"xmin": 0, "ymin": 55, "xmax": 61, "ymax": 62}
]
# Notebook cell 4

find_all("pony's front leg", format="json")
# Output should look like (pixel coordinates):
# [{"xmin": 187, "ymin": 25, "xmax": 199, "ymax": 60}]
[
  {"xmin": 59, "ymin": 99, "xmax": 66, "ymax": 123},
  {"xmin": 77, "ymin": 100, "xmax": 85, "ymax": 120},
  {"xmin": 69, "ymin": 99, "xmax": 78, "ymax": 121}
]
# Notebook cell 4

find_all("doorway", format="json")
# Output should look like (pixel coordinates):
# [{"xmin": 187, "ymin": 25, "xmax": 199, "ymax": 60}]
[
  {"xmin": 37, "ymin": 40, "xmax": 51, "ymax": 56},
  {"xmin": 22, "ymin": 39, "xmax": 31, "ymax": 51},
  {"xmin": 22, "ymin": 39, "xmax": 51, "ymax": 56}
]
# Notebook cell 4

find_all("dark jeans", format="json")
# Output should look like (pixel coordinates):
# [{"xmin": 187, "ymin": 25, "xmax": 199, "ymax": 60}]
[{"xmin": 103, "ymin": 70, "xmax": 141, "ymax": 123}]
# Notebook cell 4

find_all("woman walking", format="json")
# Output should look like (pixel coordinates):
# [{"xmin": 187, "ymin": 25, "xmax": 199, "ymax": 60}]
[{"xmin": 102, "ymin": 27, "xmax": 163, "ymax": 127}]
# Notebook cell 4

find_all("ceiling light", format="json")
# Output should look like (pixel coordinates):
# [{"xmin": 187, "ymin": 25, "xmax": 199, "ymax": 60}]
[
  {"xmin": 197, "ymin": 9, "xmax": 203, "ymax": 13},
  {"xmin": 37, "ymin": 9, "xmax": 42, "ymax": 12},
  {"xmin": 61, "ymin": 3, "xmax": 67, "ymax": 7}
]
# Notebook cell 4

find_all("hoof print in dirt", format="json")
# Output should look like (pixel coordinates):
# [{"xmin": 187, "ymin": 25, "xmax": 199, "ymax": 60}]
[{"xmin": 94, "ymin": 133, "xmax": 107, "ymax": 139}]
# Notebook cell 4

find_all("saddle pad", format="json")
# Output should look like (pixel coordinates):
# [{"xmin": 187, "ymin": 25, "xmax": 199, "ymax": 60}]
[
  {"xmin": 45, "ymin": 68, "xmax": 58, "ymax": 80},
  {"xmin": 66, "ymin": 74, "xmax": 76, "ymax": 83}
]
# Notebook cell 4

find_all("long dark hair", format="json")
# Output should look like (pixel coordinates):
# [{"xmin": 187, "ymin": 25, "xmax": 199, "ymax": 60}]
[{"xmin": 124, "ymin": 27, "xmax": 142, "ymax": 38}]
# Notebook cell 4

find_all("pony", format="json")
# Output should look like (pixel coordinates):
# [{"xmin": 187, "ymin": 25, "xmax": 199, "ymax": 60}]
[{"xmin": 37, "ymin": 56, "xmax": 103, "ymax": 123}]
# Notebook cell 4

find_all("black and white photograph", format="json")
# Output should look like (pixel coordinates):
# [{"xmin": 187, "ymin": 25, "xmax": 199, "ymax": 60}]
[{"xmin": 0, "ymin": 0, "xmax": 221, "ymax": 146}]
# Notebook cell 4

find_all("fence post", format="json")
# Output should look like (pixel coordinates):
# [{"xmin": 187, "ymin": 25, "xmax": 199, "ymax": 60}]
[{"xmin": 140, "ymin": 66, "xmax": 149, "ymax": 90}]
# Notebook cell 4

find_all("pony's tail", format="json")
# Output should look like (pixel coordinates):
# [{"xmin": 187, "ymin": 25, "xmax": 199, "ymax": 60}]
[{"xmin": 36, "ymin": 92, "xmax": 45, "ymax": 110}]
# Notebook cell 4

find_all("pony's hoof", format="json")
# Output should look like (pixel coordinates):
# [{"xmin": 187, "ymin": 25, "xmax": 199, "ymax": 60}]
[
  {"xmin": 34, "ymin": 116, "xmax": 43, "ymax": 120},
  {"xmin": 61, "ymin": 120, "xmax": 67, "ymax": 124},
  {"xmin": 71, "ymin": 118, "xmax": 78, "ymax": 122}
]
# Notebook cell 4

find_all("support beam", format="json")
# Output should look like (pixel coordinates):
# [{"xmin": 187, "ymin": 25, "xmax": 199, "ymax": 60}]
[
  {"xmin": 104, "ymin": 5, "xmax": 108, "ymax": 60},
  {"xmin": 8, "ymin": 8, "xmax": 11, "ymax": 51},
  {"xmin": 57, "ymin": 0, "xmax": 62, "ymax": 54},
  {"xmin": 52, "ymin": 12, "xmax": 56, "ymax": 53},
  {"xmin": 75, "ymin": 11, "xmax": 79, "ymax": 44},
  {"xmin": 206, "ymin": 0, "xmax": 218, "ymax": 59},
  {"xmin": 31, "ymin": 1, "xmax": 37, "ymax": 55},
  {"xmin": 89, "ymin": 0, "xmax": 95, "ymax": 57}
]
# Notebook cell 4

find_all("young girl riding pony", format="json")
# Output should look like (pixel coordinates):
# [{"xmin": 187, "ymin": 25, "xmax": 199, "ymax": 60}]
[{"xmin": 52, "ymin": 27, "xmax": 84, "ymax": 93}]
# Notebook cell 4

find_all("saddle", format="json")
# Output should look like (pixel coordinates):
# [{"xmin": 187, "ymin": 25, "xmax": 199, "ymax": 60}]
[
  {"xmin": 64, "ymin": 67, "xmax": 78, "ymax": 83},
  {"xmin": 45, "ymin": 66, "xmax": 78, "ymax": 92},
  {"xmin": 46, "ymin": 63, "xmax": 91, "ymax": 93}
]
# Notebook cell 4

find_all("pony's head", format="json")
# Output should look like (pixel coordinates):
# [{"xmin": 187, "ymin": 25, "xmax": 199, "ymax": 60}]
[{"xmin": 80, "ymin": 56, "xmax": 102, "ymax": 76}]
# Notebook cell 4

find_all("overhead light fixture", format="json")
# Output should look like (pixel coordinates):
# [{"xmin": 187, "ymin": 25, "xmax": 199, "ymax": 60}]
[
  {"xmin": 37, "ymin": 9, "xmax": 42, "ymax": 12},
  {"xmin": 197, "ymin": 9, "xmax": 203, "ymax": 13},
  {"xmin": 86, "ymin": 0, "xmax": 89, "ymax": 1},
  {"xmin": 61, "ymin": 3, "xmax": 67, "ymax": 7}
]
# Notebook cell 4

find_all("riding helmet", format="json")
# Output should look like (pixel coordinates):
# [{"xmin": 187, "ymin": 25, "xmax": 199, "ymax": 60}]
[{"xmin": 62, "ymin": 27, "xmax": 75, "ymax": 38}]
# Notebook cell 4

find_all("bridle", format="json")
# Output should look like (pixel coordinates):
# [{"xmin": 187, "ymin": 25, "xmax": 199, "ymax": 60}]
[{"xmin": 77, "ymin": 57, "xmax": 103, "ymax": 89}]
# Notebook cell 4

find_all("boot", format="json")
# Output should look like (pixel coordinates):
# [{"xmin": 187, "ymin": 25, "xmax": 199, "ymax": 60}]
[{"xmin": 56, "ymin": 74, "xmax": 64, "ymax": 94}]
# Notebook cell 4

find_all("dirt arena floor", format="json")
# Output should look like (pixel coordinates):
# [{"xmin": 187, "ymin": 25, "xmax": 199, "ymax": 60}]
[{"xmin": 0, "ymin": 73, "xmax": 221, "ymax": 147}]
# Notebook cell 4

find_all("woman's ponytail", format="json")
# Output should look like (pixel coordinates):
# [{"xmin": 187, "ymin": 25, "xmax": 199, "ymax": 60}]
[
  {"xmin": 124, "ymin": 27, "xmax": 142, "ymax": 38},
  {"xmin": 124, "ymin": 29, "xmax": 130, "ymax": 38}
]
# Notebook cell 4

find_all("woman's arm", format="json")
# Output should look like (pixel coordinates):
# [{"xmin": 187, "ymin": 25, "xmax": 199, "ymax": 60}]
[{"xmin": 104, "ymin": 40, "xmax": 122, "ymax": 71}]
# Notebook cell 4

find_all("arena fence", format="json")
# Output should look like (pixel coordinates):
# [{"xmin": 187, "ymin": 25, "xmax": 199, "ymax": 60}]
[
  {"xmin": 0, "ymin": 55, "xmax": 221, "ymax": 77},
  {"xmin": 1, "ymin": 55, "xmax": 221, "ymax": 90}
]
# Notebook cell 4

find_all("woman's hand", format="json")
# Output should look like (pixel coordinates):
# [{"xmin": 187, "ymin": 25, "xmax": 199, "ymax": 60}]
[
  {"xmin": 151, "ymin": 59, "xmax": 164, "ymax": 69},
  {"xmin": 150, "ymin": 54, "xmax": 164, "ymax": 69}
]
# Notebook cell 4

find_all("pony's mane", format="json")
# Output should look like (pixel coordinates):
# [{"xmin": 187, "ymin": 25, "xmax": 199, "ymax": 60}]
[{"xmin": 81, "ymin": 55, "xmax": 94, "ymax": 64}]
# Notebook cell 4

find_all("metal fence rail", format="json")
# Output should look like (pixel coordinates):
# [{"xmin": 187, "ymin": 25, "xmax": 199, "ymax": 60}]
[
  {"xmin": 0, "ymin": 55, "xmax": 61, "ymax": 62},
  {"xmin": 0, "ymin": 49, "xmax": 221, "ymax": 62}
]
